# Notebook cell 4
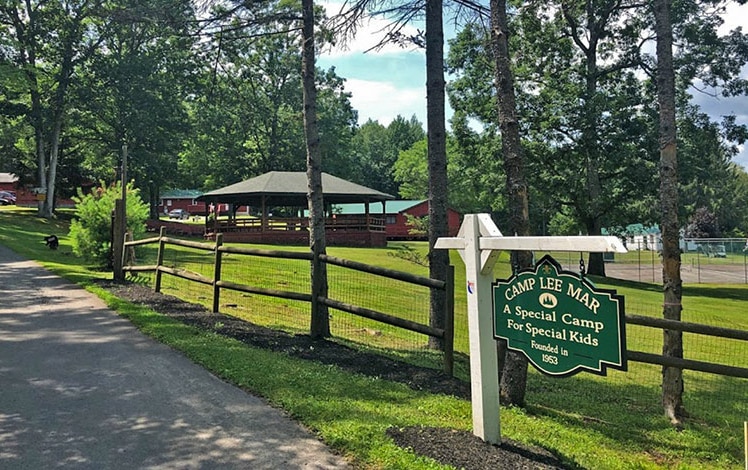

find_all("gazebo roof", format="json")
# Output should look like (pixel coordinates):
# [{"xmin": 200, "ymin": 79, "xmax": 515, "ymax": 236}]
[{"xmin": 197, "ymin": 171, "xmax": 394, "ymax": 207}]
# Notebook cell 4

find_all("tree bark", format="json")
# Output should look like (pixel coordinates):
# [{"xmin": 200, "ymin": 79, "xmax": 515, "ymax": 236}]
[
  {"xmin": 301, "ymin": 0, "xmax": 330, "ymax": 338},
  {"xmin": 13, "ymin": 2, "xmax": 48, "ymax": 216},
  {"xmin": 491, "ymin": 0, "xmax": 531, "ymax": 407},
  {"xmin": 425, "ymin": 0, "xmax": 449, "ymax": 350},
  {"xmin": 653, "ymin": 0, "xmax": 685, "ymax": 427},
  {"xmin": 580, "ymin": 8, "xmax": 605, "ymax": 277}
]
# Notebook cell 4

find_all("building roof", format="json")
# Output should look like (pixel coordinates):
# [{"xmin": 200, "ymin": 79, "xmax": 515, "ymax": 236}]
[
  {"xmin": 0, "ymin": 173, "xmax": 18, "ymax": 184},
  {"xmin": 160, "ymin": 189, "xmax": 203, "ymax": 200},
  {"xmin": 197, "ymin": 171, "xmax": 394, "ymax": 206},
  {"xmin": 332, "ymin": 200, "xmax": 424, "ymax": 215}
]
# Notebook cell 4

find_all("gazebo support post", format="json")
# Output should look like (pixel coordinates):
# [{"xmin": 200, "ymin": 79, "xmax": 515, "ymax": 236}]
[
  {"xmin": 382, "ymin": 200, "xmax": 387, "ymax": 233},
  {"xmin": 261, "ymin": 195, "xmax": 267, "ymax": 233}
]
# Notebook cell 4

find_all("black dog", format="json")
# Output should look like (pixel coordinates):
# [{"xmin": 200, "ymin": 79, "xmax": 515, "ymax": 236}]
[{"xmin": 44, "ymin": 235, "xmax": 59, "ymax": 250}]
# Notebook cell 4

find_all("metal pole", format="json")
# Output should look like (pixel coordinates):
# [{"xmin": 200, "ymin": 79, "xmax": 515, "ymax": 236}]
[
  {"xmin": 652, "ymin": 248, "xmax": 656, "ymax": 283},
  {"xmin": 638, "ymin": 241, "xmax": 642, "ymax": 282}
]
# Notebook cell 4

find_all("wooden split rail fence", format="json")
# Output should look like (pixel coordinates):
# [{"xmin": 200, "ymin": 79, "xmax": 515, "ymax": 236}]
[
  {"xmin": 123, "ymin": 227, "xmax": 456, "ymax": 375},
  {"xmin": 123, "ymin": 229, "xmax": 748, "ymax": 380}
]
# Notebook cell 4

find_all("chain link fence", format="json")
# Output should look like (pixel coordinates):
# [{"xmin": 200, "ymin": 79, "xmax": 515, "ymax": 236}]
[{"xmin": 548, "ymin": 238, "xmax": 748, "ymax": 284}]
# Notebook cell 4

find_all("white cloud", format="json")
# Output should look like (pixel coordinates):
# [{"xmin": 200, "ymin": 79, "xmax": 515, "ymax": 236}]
[
  {"xmin": 719, "ymin": 3, "xmax": 748, "ymax": 34},
  {"xmin": 343, "ymin": 78, "xmax": 425, "ymax": 125}
]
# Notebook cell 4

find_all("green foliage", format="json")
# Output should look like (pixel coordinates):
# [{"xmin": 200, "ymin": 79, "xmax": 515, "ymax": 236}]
[
  {"xmin": 547, "ymin": 209, "xmax": 582, "ymax": 236},
  {"xmin": 350, "ymin": 116, "xmax": 425, "ymax": 195},
  {"xmin": 446, "ymin": 2, "xmax": 748, "ymax": 239},
  {"xmin": 394, "ymin": 135, "xmax": 496, "ymax": 214},
  {"xmin": 68, "ymin": 182, "xmax": 149, "ymax": 266},
  {"xmin": 403, "ymin": 213, "xmax": 428, "ymax": 237},
  {"xmin": 2, "ymin": 211, "xmax": 747, "ymax": 469},
  {"xmin": 394, "ymin": 139, "xmax": 429, "ymax": 199},
  {"xmin": 387, "ymin": 243, "xmax": 429, "ymax": 267}
]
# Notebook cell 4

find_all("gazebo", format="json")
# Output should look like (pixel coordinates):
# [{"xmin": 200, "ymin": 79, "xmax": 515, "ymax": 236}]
[{"xmin": 196, "ymin": 171, "xmax": 395, "ymax": 247}]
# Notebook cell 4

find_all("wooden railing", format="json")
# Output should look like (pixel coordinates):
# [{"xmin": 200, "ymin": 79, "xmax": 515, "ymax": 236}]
[
  {"xmin": 207, "ymin": 215, "xmax": 386, "ymax": 233},
  {"xmin": 123, "ymin": 228, "xmax": 455, "ymax": 375},
  {"xmin": 626, "ymin": 314, "xmax": 748, "ymax": 378}
]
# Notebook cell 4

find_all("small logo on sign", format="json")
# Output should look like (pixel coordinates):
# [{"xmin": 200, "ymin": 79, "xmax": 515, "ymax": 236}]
[
  {"xmin": 467, "ymin": 281, "xmax": 475, "ymax": 294},
  {"xmin": 539, "ymin": 292, "xmax": 558, "ymax": 308}
]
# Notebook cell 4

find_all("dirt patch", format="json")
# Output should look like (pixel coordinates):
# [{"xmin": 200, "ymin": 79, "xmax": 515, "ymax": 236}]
[{"xmin": 100, "ymin": 281, "xmax": 569, "ymax": 470}]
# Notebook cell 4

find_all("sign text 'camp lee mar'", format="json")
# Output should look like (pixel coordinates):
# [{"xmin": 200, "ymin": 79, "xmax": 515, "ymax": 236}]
[{"xmin": 493, "ymin": 255, "xmax": 627, "ymax": 377}]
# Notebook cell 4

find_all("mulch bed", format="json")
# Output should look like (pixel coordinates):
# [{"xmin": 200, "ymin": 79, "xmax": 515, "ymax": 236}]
[{"xmin": 100, "ymin": 280, "xmax": 569, "ymax": 470}]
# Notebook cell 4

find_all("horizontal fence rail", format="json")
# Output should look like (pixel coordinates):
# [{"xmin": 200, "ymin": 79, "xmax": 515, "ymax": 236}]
[
  {"xmin": 123, "ymin": 228, "xmax": 455, "ymax": 374},
  {"xmin": 216, "ymin": 279, "xmax": 313, "ymax": 303},
  {"xmin": 122, "ymin": 228, "xmax": 746, "ymax": 382},
  {"xmin": 626, "ymin": 314, "xmax": 748, "ymax": 378},
  {"xmin": 320, "ymin": 253, "xmax": 446, "ymax": 289}
]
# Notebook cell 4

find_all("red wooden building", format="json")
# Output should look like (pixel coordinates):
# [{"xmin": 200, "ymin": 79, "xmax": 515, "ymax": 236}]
[
  {"xmin": 333, "ymin": 200, "xmax": 462, "ymax": 240},
  {"xmin": 159, "ymin": 190, "xmax": 211, "ymax": 215},
  {"xmin": 0, "ymin": 172, "xmax": 76, "ymax": 206}
]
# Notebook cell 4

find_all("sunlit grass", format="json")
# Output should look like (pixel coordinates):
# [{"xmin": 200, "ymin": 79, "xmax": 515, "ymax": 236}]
[{"xmin": 2, "ymin": 206, "xmax": 746, "ymax": 469}]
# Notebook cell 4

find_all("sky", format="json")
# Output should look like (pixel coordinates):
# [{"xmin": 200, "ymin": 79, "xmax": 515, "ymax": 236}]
[
  {"xmin": 316, "ymin": 4, "xmax": 429, "ymax": 126},
  {"xmin": 317, "ymin": 1, "xmax": 748, "ymax": 169}
]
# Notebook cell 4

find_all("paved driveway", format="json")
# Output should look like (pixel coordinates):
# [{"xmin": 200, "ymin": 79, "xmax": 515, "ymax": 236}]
[{"xmin": 0, "ymin": 245, "xmax": 348, "ymax": 469}]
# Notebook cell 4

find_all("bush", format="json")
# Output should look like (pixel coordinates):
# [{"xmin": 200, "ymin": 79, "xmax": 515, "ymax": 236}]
[{"xmin": 69, "ymin": 182, "xmax": 149, "ymax": 267}]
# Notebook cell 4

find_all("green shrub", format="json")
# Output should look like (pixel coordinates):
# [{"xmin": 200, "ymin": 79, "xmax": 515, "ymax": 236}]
[{"xmin": 69, "ymin": 182, "xmax": 149, "ymax": 266}]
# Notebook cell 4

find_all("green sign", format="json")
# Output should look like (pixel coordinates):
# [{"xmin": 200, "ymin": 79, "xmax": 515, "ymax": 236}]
[{"xmin": 493, "ymin": 255, "xmax": 626, "ymax": 377}]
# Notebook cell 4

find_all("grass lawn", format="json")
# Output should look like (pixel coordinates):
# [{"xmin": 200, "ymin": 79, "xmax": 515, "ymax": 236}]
[{"xmin": 1, "ymin": 206, "xmax": 746, "ymax": 469}]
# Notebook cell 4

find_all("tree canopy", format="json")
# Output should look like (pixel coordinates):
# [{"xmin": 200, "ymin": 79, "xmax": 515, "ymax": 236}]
[{"xmin": 0, "ymin": 0, "xmax": 746, "ymax": 244}]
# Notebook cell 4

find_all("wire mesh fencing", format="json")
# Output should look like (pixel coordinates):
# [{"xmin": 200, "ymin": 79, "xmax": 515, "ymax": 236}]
[
  {"xmin": 122, "ymin": 233, "xmax": 747, "ymax": 456},
  {"xmin": 583, "ymin": 238, "xmax": 748, "ymax": 284},
  {"xmin": 123, "ymin": 234, "xmax": 453, "ymax": 372}
]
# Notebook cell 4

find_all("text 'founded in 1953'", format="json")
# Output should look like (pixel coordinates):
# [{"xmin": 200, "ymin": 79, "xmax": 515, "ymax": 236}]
[{"xmin": 493, "ymin": 255, "xmax": 627, "ymax": 377}]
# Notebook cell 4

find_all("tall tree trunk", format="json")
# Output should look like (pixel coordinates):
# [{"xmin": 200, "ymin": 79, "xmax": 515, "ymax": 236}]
[
  {"xmin": 44, "ymin": 111, "xmax": 65, "ymax": 218},
  {"xmin": 25, "ymin": 4, "xmax": 79, "ymax": 219},
  {"xmin": 301, "ymin": 0, "xmax": 330, "ymax": 338},
  {"xmin": 653, "ymin": 0, "xmax": 685, "ymax": 427},
  {"xmin": 425, "ymin": 0, "xmax": 449, "ymax": 350},
  {"xmin": 31, "ymin": 87, "xmax": 47, "ymax": 215},
  {"xmin": 17, "ymin": 3, "xmax": 48, "ymax": 216},
  {"xmin": 491, "ymin": 0, "xmax": 531, "ymax": 407},
  {"xmin": 581, "ymin": 11, "xmax": 605, "ymax": 277}
]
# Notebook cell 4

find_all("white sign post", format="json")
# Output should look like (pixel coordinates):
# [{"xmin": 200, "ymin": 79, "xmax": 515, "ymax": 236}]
[{"xmin": 435, "ymin": 214, "xmax": 627, "ymax": 444}]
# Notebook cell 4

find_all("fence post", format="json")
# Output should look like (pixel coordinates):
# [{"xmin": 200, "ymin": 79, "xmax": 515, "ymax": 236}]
[
  {"xmin": 443, "ymin": 264, "xmax": 455, "ymax": 376},
  {"xmin": 212, "ymin": 233, "xmax": 223, "ymax": 313},
  {"xmin": 123, "ymin": 231, "xmax": 133, "ymax": 269},
  {"xmin": 155, "ymin": 227, "xmax": 166, "ymax": 293},
  {"xmin": 112, "ymin": 198, "xmax": 125, "ymax": 282}
]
